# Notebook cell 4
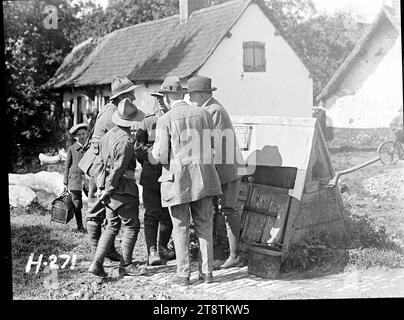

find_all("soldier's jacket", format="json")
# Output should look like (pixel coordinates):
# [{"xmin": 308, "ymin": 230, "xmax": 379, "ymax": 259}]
[
  {"xmin": 78, "ymin": 103, "xmax": 117, "ymax": 176},
  {"xmin": 133, "ymin": 113, "xmax": 162, "ymax": 191},
  {"xmin": 203, "ymin": 97, "xmax": 245, "ymax": 185},
  {"xmin": 64, "ymin": 142, "xmax": 86, "ymax": 191},
  {"xmin": 99, "ymin": 126, "xmax": 138, "ymax": 196}
]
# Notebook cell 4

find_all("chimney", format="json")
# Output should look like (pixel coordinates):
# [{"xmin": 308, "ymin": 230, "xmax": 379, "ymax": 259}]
[{"xmin": 179, "ymin": 0, "xmax": 207, "ymax": 23}]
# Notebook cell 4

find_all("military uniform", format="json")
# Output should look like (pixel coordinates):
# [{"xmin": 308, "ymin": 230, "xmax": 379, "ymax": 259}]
[
  {"xmin": 92, "ymin": 125, "xmax": 140, "ymax": 268},
  {"xmin": 63, "ymin": 141, "xmax": 88, "ymax": 230},
  {"xmin": 78, "ymin": 103, "xmax": 120, "ymax": 258},
  {"xmin": 133, "ymin": 113, "xmax": 173, "ymax": 261}
]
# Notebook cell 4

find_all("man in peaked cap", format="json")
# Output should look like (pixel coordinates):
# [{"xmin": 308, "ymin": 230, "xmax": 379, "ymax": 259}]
[
  {"xmin": 150, "ymin": 76, "xmax": 222, "ymax": 285},
  {"xmin": 79, "ymin": 75, "xmax": 140, "ymax": 262},
  {"xmin": 132, "ymin": 91, "xmax": 175, "ymax": 266},
  {"xmin": 63, "ymin": 123, "xmax": 89, "ymax": 233},
  {"xmin": 188, "ymin": 75, "xmax": 246, "ymax": 269},
  {"xmin": 88, "ymin": 98, "xmax": 145, "ymax": 277}
]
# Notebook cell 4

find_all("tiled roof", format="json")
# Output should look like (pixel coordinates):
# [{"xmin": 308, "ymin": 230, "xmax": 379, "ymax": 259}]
[
  {"xmin": 316, "ymin": 5, "xmax": 400, "ymax": 102},
  {"xmin": 48, "ymin": 0, "xmax": 309, "ymax": 89}
]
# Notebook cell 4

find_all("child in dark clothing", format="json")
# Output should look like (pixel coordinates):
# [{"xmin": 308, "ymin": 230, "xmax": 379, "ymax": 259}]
[{"xmin": 64, "ymin": 123, "xmax": 89, "ymax": 233}]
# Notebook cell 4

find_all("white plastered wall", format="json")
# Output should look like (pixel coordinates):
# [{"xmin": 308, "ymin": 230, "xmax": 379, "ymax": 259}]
[
  {"xmin": 325, "ymin": 20, "xmax": 403, "ymax": 128},
  {"xmin": 196, "ymin": 3, "xmax": 313, "ymax": 117}
]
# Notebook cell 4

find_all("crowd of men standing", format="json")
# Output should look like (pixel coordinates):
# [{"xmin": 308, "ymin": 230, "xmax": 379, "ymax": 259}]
[{"xmin": 65, "ymin": 74, "xmax": 245, "ymax": 285}]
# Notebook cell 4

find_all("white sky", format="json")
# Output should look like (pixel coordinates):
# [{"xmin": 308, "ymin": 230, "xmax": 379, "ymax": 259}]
[{"xmin": 92, "ymin": 0, "xmax": 385, "ymax": 22}]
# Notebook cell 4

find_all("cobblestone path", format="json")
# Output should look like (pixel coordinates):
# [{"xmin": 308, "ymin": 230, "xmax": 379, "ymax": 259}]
[{"xmin": 128, "ymin": 261, "xmax": 404, "ymax": 299}]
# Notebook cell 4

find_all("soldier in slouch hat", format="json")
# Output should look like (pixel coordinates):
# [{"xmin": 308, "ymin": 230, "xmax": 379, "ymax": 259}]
[
  {"xmin": 79, "ymin": 75, "xmax": 140, "ymax": 262},
  {"xmin": 88, "ymin": 98, "xmax": 145, "ymax": 277}
]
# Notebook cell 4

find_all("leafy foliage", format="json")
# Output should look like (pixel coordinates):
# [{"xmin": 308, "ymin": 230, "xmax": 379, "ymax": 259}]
[
  {"xmin": 4, "ymin": 0, "xmax": 180, "ymax": 172},
  {"xmin": 265, "ymin": 0, "xmax": 365, "ymax": 99},
  {"xmin": 4, "ymin": 0, "xmax": 79, "ymax": 172}
]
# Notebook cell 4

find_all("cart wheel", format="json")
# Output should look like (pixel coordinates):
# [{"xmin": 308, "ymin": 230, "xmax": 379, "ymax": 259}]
[{"xmin": 377, "ymin": 141, "xmax": 401, "ymax": 165}]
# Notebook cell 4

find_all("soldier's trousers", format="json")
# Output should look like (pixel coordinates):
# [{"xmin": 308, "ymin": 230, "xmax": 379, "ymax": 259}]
[
  {"xmin": 143, "ymin": 187, "xmax": 173, "ymax": 253},
  {"xmin": 86, "ymin": 176, "xmax": 105, "ymax": 222},
  {"xmin": 85, "ymin": 175, "xmax": 117, "ymax": 255},
  {"xmin": 93, "ymin": 193, "xmax": 140, "ymax": 266}
]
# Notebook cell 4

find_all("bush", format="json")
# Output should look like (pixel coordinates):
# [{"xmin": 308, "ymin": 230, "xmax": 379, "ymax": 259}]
[{"xmin": 281, "ymin": 211, "xmax": 404, "ymax": 273}]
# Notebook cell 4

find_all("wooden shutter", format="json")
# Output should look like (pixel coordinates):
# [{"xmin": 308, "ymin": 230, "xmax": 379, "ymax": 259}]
[
  {"xmin": 243, "ymin": 41, "xmax": 266, "ymax": 72},
  {"xmin": 243, "ymin": 42, "xmax": 255, "ymax": 72},
  {"xmin": 254, "ymin": 42, "xmax": 266, "ymax": 72}
]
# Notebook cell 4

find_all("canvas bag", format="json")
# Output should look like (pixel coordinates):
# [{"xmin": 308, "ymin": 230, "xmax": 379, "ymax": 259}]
[
  {"xmin": 91, "ymin": 129, "xmax": 129, "ymax": 190},
  {"xmin": 78, "ymin": 104, "xmax": 116, "ymax": 176}
]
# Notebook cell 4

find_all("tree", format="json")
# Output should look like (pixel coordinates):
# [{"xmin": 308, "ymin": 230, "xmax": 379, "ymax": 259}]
[
  {"xmin": 105, "ymin": 0, "xmax": 178, "ymax": 32},
  {"xmin": 264, "ymin": 0, "xmax": 363, "ymax": 99},
  {"xmin": 3, "ymin": 0, "xmax": 82, "ymax": 172}
]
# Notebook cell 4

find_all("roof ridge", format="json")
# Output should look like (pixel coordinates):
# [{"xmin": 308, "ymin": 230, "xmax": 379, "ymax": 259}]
[{"xmin": 112, "ymin": 14, "xmax": 178, "ymax": 34}]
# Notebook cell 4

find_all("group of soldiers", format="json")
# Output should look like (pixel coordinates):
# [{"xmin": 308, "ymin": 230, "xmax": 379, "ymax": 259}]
[{"xmin": 64, "ymin": 74, "xmax": 246, "ymax": 284}]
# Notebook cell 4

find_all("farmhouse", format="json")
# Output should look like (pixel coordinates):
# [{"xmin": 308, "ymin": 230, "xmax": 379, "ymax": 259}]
[
  {"xmin": 316, "ymin": 0, "xmax": 402, "ymax": 147},
  {"xmin": 48, "ymin": 0, "xmax": 313, "ymax": 126}
]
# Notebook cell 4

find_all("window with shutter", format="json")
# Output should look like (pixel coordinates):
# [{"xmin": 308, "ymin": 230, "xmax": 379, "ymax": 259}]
[{"xmin": 243, "ymin": 41, "xmax": 266, "ymax": 72}]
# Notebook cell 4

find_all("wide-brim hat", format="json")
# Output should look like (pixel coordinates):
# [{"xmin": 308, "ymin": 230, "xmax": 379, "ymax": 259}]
[
  {"xmin": 157, "ymin": 76, "xmax": 188, "ymax": 94},
  {"xmin": 150, "ymin": 91, "xmax": 164, "ymax": 98},
  {"xmin": 69, "ymin": 123, "xmax": 89, "ymax": 135},
  {"xmin": 110, "ymin": 75, "xmax": 140, "ymax": 100},
  {"xmin": 187, "ymin": 76, "xmax": 217, "ymax": 93},
  {"xmin": 112, "ymin": 98, "xmax": 145, "ymax": 127}
]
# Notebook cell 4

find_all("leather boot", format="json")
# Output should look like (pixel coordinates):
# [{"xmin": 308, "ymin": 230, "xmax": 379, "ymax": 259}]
[
  {"xmin": 106, "ymin": 244, "xmax": 121, "ymax": 262},
  {"xmin": 88, "ymin": 261, "xmax": 107, "ymax": 278},
  {"xmin": 88, "ymin": 229, "xmax": 116, "ymax": 277},
  {"xmin": 87, "ymin": 220, "xmax": 102, "ymax": 256},
  {"xmin": 121, "ymin": 229, "xmax": 138, "ymax": 266},
  {"xmin": 158, "ymin": 245, "xmax": 175, "ymax": 261},
  {"xmin": 148, "ymin": 248, "xmax": 163, "ymax": 266},
  {"xmin": 87, "ymin": 220, "xmax": 120, "ymax": 261}
]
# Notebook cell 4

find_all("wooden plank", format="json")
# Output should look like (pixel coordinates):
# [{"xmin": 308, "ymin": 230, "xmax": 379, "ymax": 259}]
[
  {"xmin": 241, "ymin": 211, "xmax": 266, "ymax": 242},
  {"xmin": 251, "ymin": 165, "xmax": 297, "ymax": 189},
  {"xmin": 305, "ymin": 180, "xmax": 320, "ymax": 193},
  {"xmin": 262, "ymin": 195, "xmax": 291, "ymax": 245},
  {"xmin": 243, "ymin": 205, "xmax": 279, "ymax": 218},
  {"xmin": 294, "ymin": 190, "xmax": 344, "ymax": 230},
  {"xmin": 281, "ymin": 197, "xmax": 300, "ymax": 252}
]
